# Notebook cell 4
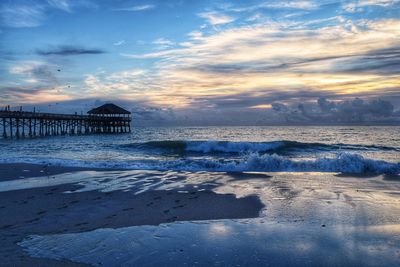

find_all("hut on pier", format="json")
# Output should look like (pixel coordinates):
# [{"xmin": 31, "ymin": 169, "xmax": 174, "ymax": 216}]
[{"xmin": 87, "ymin": 103, "xmax": 131, "ymax": 133}]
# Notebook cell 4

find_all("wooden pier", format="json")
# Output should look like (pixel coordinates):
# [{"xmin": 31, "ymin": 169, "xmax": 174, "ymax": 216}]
[{"xmin": 0, "ymin": 104, "xmax": 131, "ymax": 139}]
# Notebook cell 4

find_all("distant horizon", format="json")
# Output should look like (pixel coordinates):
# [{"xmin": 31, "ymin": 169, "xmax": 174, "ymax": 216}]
[{"xmin": 2, "ymin": 99, "xmax": 400, "ymax": 127}]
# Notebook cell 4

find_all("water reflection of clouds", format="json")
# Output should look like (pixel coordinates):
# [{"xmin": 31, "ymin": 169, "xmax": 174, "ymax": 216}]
[
  {"xmin": 207, "ymin": 222, "xmax": 233, "ymax": 238},
  {"xmin": 366, "ymin": 224, "xmax": 400, "ymax": 234},
  {"xmin": 20, "ymin": 220, "xmax": 400, "ymax": 267}
]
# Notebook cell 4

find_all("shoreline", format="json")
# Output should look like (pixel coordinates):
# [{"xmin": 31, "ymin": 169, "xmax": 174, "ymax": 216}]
[
  {"xmin": 1, "ymin": 163, "xmax": 399, "ymax": 266},
  {"xmin": 0, "ymin": 163, "xmax": 117, "ymax": 182}
]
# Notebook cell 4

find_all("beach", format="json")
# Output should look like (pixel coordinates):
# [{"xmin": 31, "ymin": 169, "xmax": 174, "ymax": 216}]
[
  {"xmin": 1, "ymin": 162, "xmax": 399, "ymax": 266},
  {"xmin": 0, "ymin": 163, "xmax": 264, "ymax": 266},
  {"xmin": 2, "ymin": 0, "xmax": 400, "ymax": 263},
  {"xmin": 3, "ymin": 0, "xmax": 400, "ymax": 263}
]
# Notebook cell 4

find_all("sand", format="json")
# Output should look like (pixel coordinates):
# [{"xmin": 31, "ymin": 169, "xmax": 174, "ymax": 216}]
[
  {"xmin": 1, "ymin": 163, "xmax": 399, "ymax": 266},
  {"xmin": 0, "ymin": 163, "xmax": 264, "ymax": 266},
  {"xmin": 0, "ymin": 163, "xmax": 111, "ymax": 181}
]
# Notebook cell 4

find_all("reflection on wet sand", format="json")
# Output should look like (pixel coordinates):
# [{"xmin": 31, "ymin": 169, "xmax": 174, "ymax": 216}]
[
  {"xmin": 20, "ymin": 219, "xmax": 400, "ymax": 267},
  {"xmin": 0, "ymin": 168, "xmax": 399, "ymax": 266}
]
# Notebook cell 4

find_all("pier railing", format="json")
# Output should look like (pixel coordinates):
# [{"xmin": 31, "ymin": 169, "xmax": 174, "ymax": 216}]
[{"xmin": 0, "ymin": 110, "xmax": 131, "ymax": 139}]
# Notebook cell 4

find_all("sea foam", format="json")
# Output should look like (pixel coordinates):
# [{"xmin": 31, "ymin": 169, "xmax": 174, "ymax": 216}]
[
  {"xmin": 123, "ymin": 140, "xmax": 399, "ymax": 154},
  {"xmin": 2, "ymin": 153, "xmax": 399, "ymax": 175}
]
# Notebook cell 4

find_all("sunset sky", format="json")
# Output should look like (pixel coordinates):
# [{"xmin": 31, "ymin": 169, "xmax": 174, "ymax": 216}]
[{"xmin": 1, "ymin": 0, "xmax": 399, "ymax": 125}]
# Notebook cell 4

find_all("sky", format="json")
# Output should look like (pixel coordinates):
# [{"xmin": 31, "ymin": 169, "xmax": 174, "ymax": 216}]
[{"xmin": 0, "ymin": 0, "xmax": 399, "ymax": 125}]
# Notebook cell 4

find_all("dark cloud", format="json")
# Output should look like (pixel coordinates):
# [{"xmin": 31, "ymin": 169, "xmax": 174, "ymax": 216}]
[
  {"xmin": 3, "ymin": 94, "xmax": 399, "ymax": 126},
  {"xmin": 272, "ymin": 102, "xmax": 288, "ymax": 112},
  {"xmin": 338, "ymin": 46, "xmax": 400, "ymax": 74},
  {"xmin": 188, "ymin": 45, "xmax": 400, "ymax": 75},
  {"xmin": 363, "ymin": 46, "xmax": 400, "ymax": 58},
  {"xmin": 37, "ymin": 45, "xmax": 106, "ymax": 56},
  {"xmin": 271, "ymin": 97, "xmax": 399, "ymax": 124},
  {"xmin": 31, "ymin": 64, "xmax": 58, "ymax": 83},
  {"xmin": 190, "ymin": 55, "xmax": 348, "ymax": 74},
  {"xmin": 13, "ymin": 63, "xmax": 59, "ymax": 85},
  {"xmin": 319, "ymin": 98, "xmax": 394, "ymax": 119},
  {"xmin": 0, "ymin": 85, "xmax": 49, "ymax": 104},
  {"xmin": 190, "ymin": 90, "xmax": 334, "ymax": 110},
  {"xmin": 1, "ymin": 86, "xmax": 42, "ymax": 94},
  {"xmin": 131, "ymin": 106, "xmax": 176, "ymax": 125}
]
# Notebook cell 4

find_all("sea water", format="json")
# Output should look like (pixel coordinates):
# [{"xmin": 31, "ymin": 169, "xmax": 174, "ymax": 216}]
[
  {"xmin": 0, "ymin": 126, "xmax": 399, "ymax": 174},
  {"xmin": 2, "ymin": 126, "xmax": 399, "ymax": 266}
]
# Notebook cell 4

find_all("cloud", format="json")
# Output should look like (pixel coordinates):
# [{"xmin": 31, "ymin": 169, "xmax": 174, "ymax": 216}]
[
  {"xmin": 0, "ymin": 4, "xmax": 45, "ymax": 28},
  {"xmin": 272, "ymin": 103, "xmax": 289, "ymax": 112},
  {"xmin": 113, "ymin": 4, "xmax": 155, "ymax": 12},
  {"xmin": 188, "ymin": 90, "xmax": 334, "ymax": 110},
  {"xmin": 46, "ymin": 0, "xmax": 71, "ymax": 12},
  {"xmin": 271, "ymin": 97, "xmax": 399, "ymax": 124},
  {"xmin": 83, "ymin": 69, "xmax": 161, "ymax": 101},
  {"xmin": 334, "ymin": 46, "xmax": 400, "ymax": 74},
  {"xmin": 120, "ymin": 18, "xmax": 400, "ymax": 110},
  {"xmin": 226, "ymin": 0, "xmax": 320, "ymax": 13},
  {"xmin": 198, "ymin": 12, "xmax": 235, "ymax": 26},
  {"xmin": 106, "ymin": 69, "xmax": 147, "ymax": 81},
  {"xmin": 190, "ymin": 44, "xmax": 400, "ymax": 75},
  {"xmin": 0, "ymin": 0, "xmax": 95, "ymax": 28},
  {"xmin": 152, "ymin": 38, "xmax": 175, "ymax": 50},
  {"xmin": 0, "ymin": 84, "xmax": 72, "ymax": 105},
  {"xmin": 263, "ymin": 1, "xmax": 319, "ymax": 10},
  {"xmin": 113, "ymin": 40, "xmax": 126, "ymax": 46},
  {"xmin": 4, "ymin": 60, "xmax": 82, "ymax": 104},
  {"xmin": 37, "ymin": 45, "xmax": 106, "ymax": 56},
  {"xmin": 10, "ymin": 61, "xmax": 58, "ymax": 85},
  {"xmin": 2, "ymin": 1, "xmax": 399, "ymax": 125},
  {"xmin": 343, "ymin": 0, "xmax": 400, "ymax": 12}
]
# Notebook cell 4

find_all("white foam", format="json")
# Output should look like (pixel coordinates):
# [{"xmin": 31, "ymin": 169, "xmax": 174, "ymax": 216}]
[{"xmin": 1, "ymin": 153, "xmax": 398, "ymax": 174}]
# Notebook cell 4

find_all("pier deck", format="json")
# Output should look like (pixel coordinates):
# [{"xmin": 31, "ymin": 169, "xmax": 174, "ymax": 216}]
[{"xmin": 0, "ymin": 104, "xmax": 131, "ymax": 139}]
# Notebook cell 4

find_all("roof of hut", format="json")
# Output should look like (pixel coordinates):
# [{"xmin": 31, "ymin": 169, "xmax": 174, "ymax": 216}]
[{"xmin": 87, "ymin": 103, "xmax": 131, "ymax": 114}]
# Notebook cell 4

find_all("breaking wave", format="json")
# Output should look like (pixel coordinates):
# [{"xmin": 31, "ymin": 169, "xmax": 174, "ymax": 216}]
[
  {"xmin": 122, "ymin": 140, "xmax": 399, "ymax": 154},
  {"xmin": 3, "ymin": 153, "xmax": 399, "ymax": 175}
]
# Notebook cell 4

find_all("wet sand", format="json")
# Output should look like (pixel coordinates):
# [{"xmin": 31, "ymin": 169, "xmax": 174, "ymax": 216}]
[
  {"xmin": 1, "ymin": 164, "xmax": 400, "ymax": 266},
  {"xmin": 0, "ymin": 164, "xmax": 264, "ymax": 266},
  {"xmin": 0, "ymin": 163, "xmax": 111, "ymax": 181}
]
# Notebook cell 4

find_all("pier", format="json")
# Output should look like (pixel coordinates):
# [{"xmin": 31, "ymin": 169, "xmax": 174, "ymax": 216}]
[{"xmin": 0, "ymin": 103, "xmax": 131, "ymax": 139}]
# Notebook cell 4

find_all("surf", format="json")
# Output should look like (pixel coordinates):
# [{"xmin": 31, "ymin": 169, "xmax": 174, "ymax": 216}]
[
  {"xmin": 121, "ymin": 140, "xmax": 399, "ymax": 154},
  {"xmin": 3, "ymin": 152, "xmax": 399, "ymax": 175}
]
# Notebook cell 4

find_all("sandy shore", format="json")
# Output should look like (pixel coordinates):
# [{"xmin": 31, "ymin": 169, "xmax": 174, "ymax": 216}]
[
  {"xmin": 1, "ymin": 163, "xmax": 399, "ymax": 266},
  {"xmin": 0, "ymin": 163, "xmax": 111, "ymax": 181},
  {"xmin": 0, "ymin": 163, "xmax": 264, "ymax": 266}
]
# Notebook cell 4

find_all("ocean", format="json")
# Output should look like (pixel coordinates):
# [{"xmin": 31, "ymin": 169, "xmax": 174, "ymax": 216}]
[
  {"xmin": 1, "ymin": 126, "xmax": 399, "ymax": 174},
  {"xmin": 2, "ymin": 126, "xmax": 400, "ymax": 266}
]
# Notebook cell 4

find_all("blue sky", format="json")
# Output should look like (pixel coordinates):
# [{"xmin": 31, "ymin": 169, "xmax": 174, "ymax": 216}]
[{"xmin": 1, "ymin": 0, "xmax": 400, "ymax": 125}]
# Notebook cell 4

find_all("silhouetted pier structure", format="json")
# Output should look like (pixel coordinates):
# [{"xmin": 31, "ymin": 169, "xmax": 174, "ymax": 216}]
[{"xmin": 0, "ymin": 103, "xmax": 131, "ymax": 139}]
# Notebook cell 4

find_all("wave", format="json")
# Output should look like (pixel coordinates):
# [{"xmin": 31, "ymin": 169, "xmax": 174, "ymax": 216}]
[
  {"xmin": 3, "ymin": 153, "xmax": 399, "ymax": 175},
  {"xmin": 121, "ymin": 140, "xmax": 399, "ymax": 154},
  {"xmin": 150, "ymin": 153, "xmax": 400, "ymax": 174}
]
